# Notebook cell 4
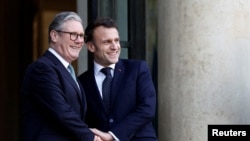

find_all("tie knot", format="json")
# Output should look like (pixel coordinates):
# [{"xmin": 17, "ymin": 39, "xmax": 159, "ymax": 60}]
[
  {"xmin": 101, "ymin": 67, "xmax": 112, "ymax": 76},
  {"xmin": 68, "ymin": 64, "xmax": 74, "ymax": 72}
]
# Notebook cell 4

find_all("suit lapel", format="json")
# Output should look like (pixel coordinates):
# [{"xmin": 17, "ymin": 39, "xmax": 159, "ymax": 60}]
[
  {"xmin": 110, "ymin": 60, "xmax": 125, "ymax": 108},
  {"xmin": 86, "ymin": 70, "xmax": 108, "ymax": 113},
  {"xmin": 44, "ymin": 51, "xmax": 84, "ymax": 107},
  {"xmin": 78, "ymin": 82, "xmax": 87, "ymax": 115}
]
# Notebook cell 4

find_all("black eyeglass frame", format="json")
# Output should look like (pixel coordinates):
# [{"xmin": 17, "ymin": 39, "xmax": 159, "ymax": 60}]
[{"xmin": 55, "ymin": 30, "xmax": 84, "ymax": 41}]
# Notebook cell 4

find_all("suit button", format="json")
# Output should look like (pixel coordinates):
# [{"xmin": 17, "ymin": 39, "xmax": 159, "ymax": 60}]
[{"xmin": 109, "ymin": 118, "xmax": 114, "ymax": 123}]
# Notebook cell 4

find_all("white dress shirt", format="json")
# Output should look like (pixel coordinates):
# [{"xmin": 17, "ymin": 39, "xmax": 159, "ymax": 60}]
[
  {"xmin": 93, "ymin": 61, "xmax": 119, "ymax": 141},
  {"xmin": 94, "ymin": 61, "xmax": 115, "ymax": 98}
]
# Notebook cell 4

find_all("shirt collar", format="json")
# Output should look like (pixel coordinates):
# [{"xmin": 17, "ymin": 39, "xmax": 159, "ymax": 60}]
[
  {"xmin": 94, "ymin": 61, "xmax": 115, "ymax": 76},
  {"xmin": 48, "ymin": 47, "xmax": 69, "ymax": 68}
]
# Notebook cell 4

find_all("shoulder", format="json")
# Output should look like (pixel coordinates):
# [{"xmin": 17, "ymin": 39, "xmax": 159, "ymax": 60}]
[
  {"xmin": 118, "ymin": 59, "xmax": 149, "ymax": 71},
  {"xmin": 24, "ymin": 52, "xmax": 60, "ymax": 77},
  {"xmin": 118, "ymin": 59, "xmax": 147, "ymax": 67}
]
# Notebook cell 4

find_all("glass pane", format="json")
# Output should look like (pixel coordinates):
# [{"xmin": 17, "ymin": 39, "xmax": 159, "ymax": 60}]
[
  {"xmin": 98, "ymin": 0, "xmax": 114, "ymax": 17},
  {"xmin": 120, "ymin": 48, "xmax": 128, "ymax": 59},
  {"xmin": 116, "ymin": 0, "xmax": 128, "ymax": 59},
  {"xmin": 98, "ymin": 0, "xmax": 129, "ymax": 58},
  {"xmin": 116, "ymin": 0, "xmax": 128, "ymax": 42}
]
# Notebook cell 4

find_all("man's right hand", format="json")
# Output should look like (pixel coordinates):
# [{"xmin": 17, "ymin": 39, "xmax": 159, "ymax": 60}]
[
  {"xmin": 91, "ymin": 128, "xmax": 114, "ymax": 141},
  {"xmin": 94, "ymin": 135, "xmax": 103, "ymax": 141}
]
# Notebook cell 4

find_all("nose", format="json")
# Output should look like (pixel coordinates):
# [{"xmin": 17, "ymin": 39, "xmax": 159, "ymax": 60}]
[{"xmin": 110, "ymin": 41, "xmax": 119, "ymax": 49}]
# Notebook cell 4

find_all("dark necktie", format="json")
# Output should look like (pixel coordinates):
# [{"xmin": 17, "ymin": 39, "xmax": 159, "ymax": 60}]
[{"xmin": 101, "ymin": 67, "xmax": 112, "ymax": 112}]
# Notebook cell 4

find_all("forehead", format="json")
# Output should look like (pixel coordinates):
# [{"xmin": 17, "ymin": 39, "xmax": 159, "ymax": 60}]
[
  {"xmin": 93, "ymin": 26, "xmax": 119, "ymax": 39},
  {"xmin": 62, "ymin": 20, "xmax": 84, "ymax": 32}
]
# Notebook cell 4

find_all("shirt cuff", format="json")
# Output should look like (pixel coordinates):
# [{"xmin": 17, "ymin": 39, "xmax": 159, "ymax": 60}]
[{"xmin": 108, "ymin": 131, "xmax": 119, "ymax": 141}]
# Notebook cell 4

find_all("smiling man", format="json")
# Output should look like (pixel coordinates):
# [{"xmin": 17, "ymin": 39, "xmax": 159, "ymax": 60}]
[
  {"xmin": 78, "ymin": 17, "xmax": 158, "ymax": 141},
  {"xmin": 21, "ymin": 11, "xmax": 102, "ymax": 141}
]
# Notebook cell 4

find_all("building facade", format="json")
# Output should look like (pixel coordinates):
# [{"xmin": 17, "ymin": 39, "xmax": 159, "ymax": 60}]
[{"xmin": 1, "ymin": 0, "xmax": 250, "ymax": 141}]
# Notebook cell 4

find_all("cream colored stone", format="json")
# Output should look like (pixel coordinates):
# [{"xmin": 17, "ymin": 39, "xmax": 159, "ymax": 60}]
[{"xmin": 158, "ymin": 0, "xmax": 250, "ymax": 141}]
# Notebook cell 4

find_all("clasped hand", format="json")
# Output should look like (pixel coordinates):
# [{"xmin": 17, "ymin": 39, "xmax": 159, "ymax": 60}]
[{"xmin": 91, "ymin": 128, "xmax": 114, "ymax": 141}]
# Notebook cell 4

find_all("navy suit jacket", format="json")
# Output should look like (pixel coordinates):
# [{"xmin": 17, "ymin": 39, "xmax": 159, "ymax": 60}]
[
  {"xmin": 21, "ymin": 51, "xmax": 94, "ymax": 141},
  {"xmin": 78, "ymin": 59, "xmax": 158, "ymax": 141}
]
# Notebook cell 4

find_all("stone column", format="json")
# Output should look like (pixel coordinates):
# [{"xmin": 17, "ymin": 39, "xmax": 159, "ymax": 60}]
[{"xmin": 158, "ymin": 0, "xmax": 250, "ymax": 140}]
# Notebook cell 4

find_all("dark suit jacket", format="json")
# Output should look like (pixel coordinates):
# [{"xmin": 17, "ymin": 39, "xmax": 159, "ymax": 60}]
[
  {"xmin": 78, "ymin": 59, "xmax": 158, "ymax": 141},
  {"xmin": 21, "ymin": 51, "xmax": 94, "ymax": 141}
]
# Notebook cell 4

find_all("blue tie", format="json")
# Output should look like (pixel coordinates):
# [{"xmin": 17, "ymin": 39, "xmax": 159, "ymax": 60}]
[{"xmin": 101, "ymin": 67, "xmax": 112, "ymax": 112}]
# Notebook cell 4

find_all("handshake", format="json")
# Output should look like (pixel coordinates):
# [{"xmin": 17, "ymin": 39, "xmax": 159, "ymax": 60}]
[{"xmin": 91, "ymin": 128, "xmax": 115, "ymax": 141}]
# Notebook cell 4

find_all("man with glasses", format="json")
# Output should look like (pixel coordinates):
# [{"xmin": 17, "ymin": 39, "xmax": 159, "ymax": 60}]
[{"xmin": 21, "ymin": 11, "xmax": 103, "ymax": 141}]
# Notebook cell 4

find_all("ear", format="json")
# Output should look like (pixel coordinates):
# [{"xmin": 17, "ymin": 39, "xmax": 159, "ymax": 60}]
[
  {"xmin": 50, "ymin": 30, "xmax": 58, "ymax": 42},
  {"xmin": 86, "ymin": 42, "xmax": 95, "ymax": 53}
]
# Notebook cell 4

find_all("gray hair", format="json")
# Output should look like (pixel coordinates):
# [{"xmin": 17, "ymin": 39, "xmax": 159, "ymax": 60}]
[{"xmin": 48, "ymin": 11, "xmax": 82, "ymax": 43}]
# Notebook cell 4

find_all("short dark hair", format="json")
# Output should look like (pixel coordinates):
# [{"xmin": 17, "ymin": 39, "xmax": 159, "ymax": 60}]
[{"xmin": 84, "ymin": 17, "xmax": 118, "ymax": 43}]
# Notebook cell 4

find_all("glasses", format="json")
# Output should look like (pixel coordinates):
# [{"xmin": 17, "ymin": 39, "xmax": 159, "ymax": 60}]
[{"xmin": 55, "ymin": 30, "xmax": 84, "ymax": 41}]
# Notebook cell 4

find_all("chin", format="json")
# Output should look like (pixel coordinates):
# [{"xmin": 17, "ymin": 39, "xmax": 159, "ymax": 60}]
[
  {"xmin": 71, "ymin": 56, "xmax": 79, "ymax": 61},
  {"xmin": 112, "ymin": 59, "xmax": 119, "ymax": 64}
]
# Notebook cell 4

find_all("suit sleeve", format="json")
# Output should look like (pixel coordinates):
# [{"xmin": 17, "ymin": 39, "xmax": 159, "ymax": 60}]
[
  {"xmin": 29, "ymin": 62, "xmax": 94, "ymax": 141},
  {"xmin": 111, "ymin": 61, "xmax": 157, "ymax": 139}
]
